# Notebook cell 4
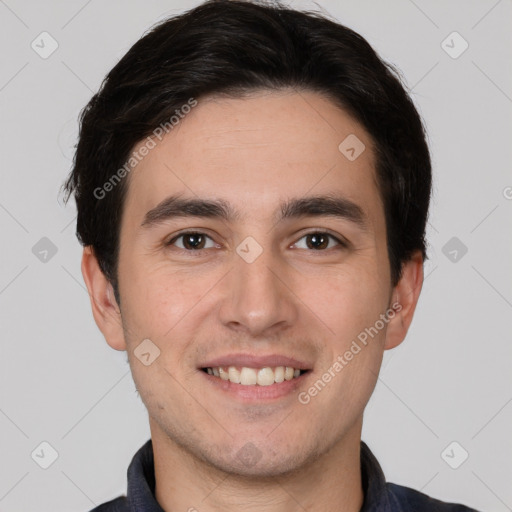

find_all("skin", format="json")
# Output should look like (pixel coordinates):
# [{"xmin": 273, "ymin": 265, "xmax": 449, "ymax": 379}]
[{"xmin": 82, "ymin": 89, "xmax": 423, "ymax": 512}]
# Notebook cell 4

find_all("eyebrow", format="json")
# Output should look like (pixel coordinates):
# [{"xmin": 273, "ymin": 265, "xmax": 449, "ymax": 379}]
[{"xmin": 141, "ymin": 193, "xmax": 368, "ymax": 231}]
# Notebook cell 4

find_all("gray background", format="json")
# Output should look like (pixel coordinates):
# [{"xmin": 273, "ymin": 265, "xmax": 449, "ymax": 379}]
[{"xmin": 0, "ymin": 0, "xmax": 511, "ymax": 511}]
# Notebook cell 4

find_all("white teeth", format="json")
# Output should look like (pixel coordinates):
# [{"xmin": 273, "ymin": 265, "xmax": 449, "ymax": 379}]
[
  {"xmin": 228, "ymin": 366, "xmax": 241, "ymax": 383},
  {"xmin": 205, "ymin": 365, "xmax": 305, "ymax": 385},
  {"xmin": 240, "ymin": 367, "xmax": 257, "ymax": 385},
  {"xmin": 257, "ymin": 367, "xmax": 275, "ymax": 386},
  {"xmin": 284, "ymin": 367, "xmax": 294, "ymax": 381}
]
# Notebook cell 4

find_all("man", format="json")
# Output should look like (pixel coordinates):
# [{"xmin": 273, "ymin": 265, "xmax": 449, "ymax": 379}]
[{"xmin": 63, "ymin": 0, "xmax": 479, "ymax": 510}]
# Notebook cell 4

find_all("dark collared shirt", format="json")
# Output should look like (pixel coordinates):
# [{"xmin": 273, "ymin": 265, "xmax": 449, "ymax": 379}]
[{"xmin": 90, "ymin": 439, "xmax": 479, "ymax": 511}]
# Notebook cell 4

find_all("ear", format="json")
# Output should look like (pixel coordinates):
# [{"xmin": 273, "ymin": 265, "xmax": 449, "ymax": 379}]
[
  {"xmin": 384, "ymin": 250, "xmax": 424, "ymax": 350},
  {"xmin": 81, "ymin": 246, "xmax": 127, "ymax": 351}
]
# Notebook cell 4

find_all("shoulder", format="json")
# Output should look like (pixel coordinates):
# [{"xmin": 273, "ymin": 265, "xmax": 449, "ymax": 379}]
[
  {"xmin": 386, "ymin": 483, "xmax": 480, "ymax": 512},
  {"xmin": 87, "ymin": 496, "xmax": 128, "ymax": 512}
]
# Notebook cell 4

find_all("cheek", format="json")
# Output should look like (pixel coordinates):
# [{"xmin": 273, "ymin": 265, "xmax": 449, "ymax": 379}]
[
  {"xmin": 119, "ymin": 259, "xmax": 211, "ymax": 346},
  {"xmin": 308, "ymin": 270, "xmax": 388, "ymax": 414},
  {"xmin": 306, "ymin": 262, "xmax": 389, "ymax": 336}
]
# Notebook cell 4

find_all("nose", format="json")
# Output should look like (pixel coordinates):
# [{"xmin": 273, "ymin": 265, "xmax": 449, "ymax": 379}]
[{"xmin": 218, "ymin": 244, "xmax": 299, "ymax": 337}]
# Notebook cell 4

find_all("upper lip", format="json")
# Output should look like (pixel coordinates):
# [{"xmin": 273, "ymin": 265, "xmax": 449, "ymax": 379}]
[{"xmin": 199, "ymin": 353, "xmax": 312, "ymax": 370}]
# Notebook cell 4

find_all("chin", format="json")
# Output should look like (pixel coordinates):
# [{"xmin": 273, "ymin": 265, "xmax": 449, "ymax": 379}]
[
  {"xmin": 193, "ymin": 436, "xmax": 325, "ymax": 479},
  {"xmin": 210, "ymin": 452, "xmax": 309, "ymax": 479}
]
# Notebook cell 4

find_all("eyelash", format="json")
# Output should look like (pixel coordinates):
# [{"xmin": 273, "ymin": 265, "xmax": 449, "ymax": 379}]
[{"xmin": 166, "ymin": 230, "xmax": 348, "ymax": 255}]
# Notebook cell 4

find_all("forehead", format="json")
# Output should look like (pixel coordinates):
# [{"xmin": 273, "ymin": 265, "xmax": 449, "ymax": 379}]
[{"xmin": 123, "ymin": 90, "xmax": 381, "ymax": 226}]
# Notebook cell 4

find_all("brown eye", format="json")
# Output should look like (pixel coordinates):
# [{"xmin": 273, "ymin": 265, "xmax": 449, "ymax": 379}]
[
  {"xmin": 168, "ymin": 232, "xmax": 216, "ymax": 251},
  {"xmin": 306, "ymin": 233, "xmax": 329, "ymax": 250},
  {"xmin": 294, "ymin": 232, "xmax": 346, "ymax": 251}
]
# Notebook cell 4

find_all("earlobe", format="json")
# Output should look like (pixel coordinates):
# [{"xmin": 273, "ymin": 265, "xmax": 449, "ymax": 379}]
[
  {"xmin": 384, "ymin": 251, "xmax": 424, "ymax": 350},
  {"xmin": 81, "ymin": 246, "xmax": 127, "ymax": 351}
]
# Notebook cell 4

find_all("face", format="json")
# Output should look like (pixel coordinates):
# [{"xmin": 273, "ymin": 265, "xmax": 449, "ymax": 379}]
[{"xmin": 86, "ymin": 90, "xmax": 420, "ymax": 477}]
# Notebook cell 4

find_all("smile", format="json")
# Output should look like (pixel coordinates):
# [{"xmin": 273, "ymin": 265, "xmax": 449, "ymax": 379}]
[{"xmin": 202, "ymin": 366, "xmax": 308, "ymax": 386}]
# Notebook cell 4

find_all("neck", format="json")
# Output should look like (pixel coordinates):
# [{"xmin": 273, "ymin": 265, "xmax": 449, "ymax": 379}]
[{"xmin": 152, "ymin": 419, "xmax": 364, "ymax": 512}]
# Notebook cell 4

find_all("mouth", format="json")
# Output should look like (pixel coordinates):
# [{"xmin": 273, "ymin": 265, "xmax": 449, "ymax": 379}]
[
  {"xmin": 201, "ymin": 366, "xmax": 310, "ymax": 386},
  {"xmin": 197, "ymin": 354, "xmax": 313, "ymax": 401}
]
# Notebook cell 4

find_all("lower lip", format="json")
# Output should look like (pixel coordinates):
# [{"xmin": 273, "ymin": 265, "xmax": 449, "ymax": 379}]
[{"xmin": 199, "ymin": 370, "xmax": 310, "ymax": 401}]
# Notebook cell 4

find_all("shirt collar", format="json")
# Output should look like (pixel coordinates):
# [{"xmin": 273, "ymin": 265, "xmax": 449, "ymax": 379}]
[
  {"xmin": 359, "ymin": 440, "xmax": 393, "ymax": 512},
  {"xmin": 126, "ymin": 439, "xmax": 392, "ymax": 511},
  {"xmin": 127, "ymin": 439, "xmax": 164, "ymax": 512}
]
